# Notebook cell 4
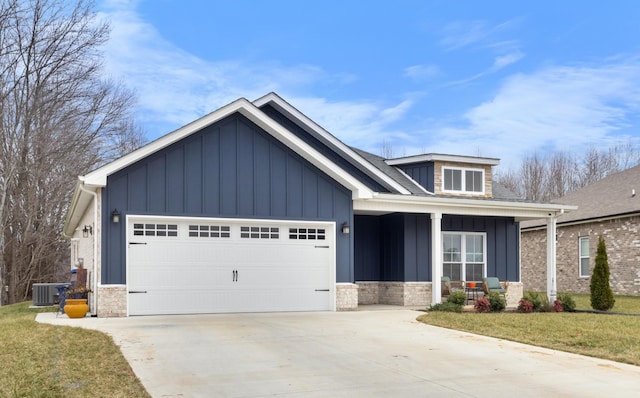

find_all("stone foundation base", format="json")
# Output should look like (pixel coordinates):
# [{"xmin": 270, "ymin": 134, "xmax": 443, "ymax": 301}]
[
  {"xmin": 505, "ymin": 282, "xmax": 523, "ymax": 308},
  {"xmin": 356, "ymin": 282, "xmax": 432, "ymax": 307},
  {"xmin": 96, "ymin": 285, "xmax": 127, "ymax": 317},
  {"xmin": 336, "ymin": 283, "xmax": 359, "ymax": 311}
]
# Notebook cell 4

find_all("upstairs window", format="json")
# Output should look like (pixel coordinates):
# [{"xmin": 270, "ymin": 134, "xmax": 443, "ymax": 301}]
[{"xmin": 443, "ymin": 167, "xmax": 484, "ymax": 194}]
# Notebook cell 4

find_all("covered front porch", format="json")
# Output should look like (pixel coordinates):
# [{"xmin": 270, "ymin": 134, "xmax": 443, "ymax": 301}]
[{"xmin": 350, "ymin": 193, "xmax": 574, "ymax": 307}]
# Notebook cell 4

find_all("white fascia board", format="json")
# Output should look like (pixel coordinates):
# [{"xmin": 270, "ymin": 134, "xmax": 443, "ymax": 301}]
[
  {"xmin": 82, "ymin": 97, "xmax": 373, "ymax": 199},
  {"xmin": 354, "ymin": 193, "xmax": 576, "ymax": 219},
  {"xmin": 386, "ymin": 153, "xmax": 500, "ymax": 166},
  {"xmin": 253, "ymin": 93, "xmax": 412, "ymax": 195}
]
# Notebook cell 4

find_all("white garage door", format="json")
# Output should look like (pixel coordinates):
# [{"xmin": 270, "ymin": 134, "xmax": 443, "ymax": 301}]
[{"xmin": 126, "ymin": 216, "xmax": 336, "ymax": 316}]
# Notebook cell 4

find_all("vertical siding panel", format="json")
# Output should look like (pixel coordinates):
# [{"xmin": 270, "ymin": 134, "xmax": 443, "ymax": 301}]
[
  {"xmin": 270, "ymin": 144, "xmax": 287, "ymax": 217},
  {"xmin": 237, "ymin": 121, "xmax": 254, "ymax": 215},
  {"xmin": 203, "ymin": 127, "xmax": 220, "ymax": 215},
  {"xmin": 303, "ymin": 167, "xmax": 318, "ymax": 217},
  {"xmin": 253, "ymin": 133, "xmax": 271, "ymax": 217},
  {"xmin": 127, "ymin": 164, "xmax": 147, "ymax": 212},
  {"xmin": 166, "ymin": 147, "xmax": 184, "ymax": 213},
  {"xmin": 185, "ymin": 137, "xmax": 203, "ymax": 213},
  {"xmin": 317, "ymin": 177, "xmax": 334, "ymax": 218},
  {"xmin": 404, "ymin": 215, "xmax": 417, "ymax": 281},
  {"xmin": 286, "ymin": 156, "xmax": 303, "ymax": 218},
  {"xmin": 220, "ymin": 121, "xmax": 237, "ymax": 215},
  {"xmin": 417, "ymin": 215, "xmax": 431, "ymax": 281},
  {"xmin": 148, "ymin": 156, "xmax": 166, "ymax": 212},
  {"xmin": 334, "ymin": 188, "xmax": 352, "ymax": 282},
  {"xmin": 105, "ymin": 175, "xmax": 127, "ymax": 284}
]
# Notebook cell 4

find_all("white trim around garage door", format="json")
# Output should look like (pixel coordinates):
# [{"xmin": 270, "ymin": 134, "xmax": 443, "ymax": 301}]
[{"xmin": 125, "ymin": 215, "xmax": 337, "ymax": 316}]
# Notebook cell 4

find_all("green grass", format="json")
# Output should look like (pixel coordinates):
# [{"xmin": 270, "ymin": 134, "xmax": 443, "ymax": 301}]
[
  {"xmin": 417, "ymin": 293, "xmax": 640, "ymax": 366},
  {"xmin": 0, "ymin": 302, "xmax": 150, "ymax": 398}
]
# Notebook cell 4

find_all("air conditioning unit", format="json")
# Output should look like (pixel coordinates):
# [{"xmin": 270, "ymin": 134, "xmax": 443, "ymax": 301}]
[{"xmin": 32, "ymin": 283, "xmax": 64, "ymax": 306}]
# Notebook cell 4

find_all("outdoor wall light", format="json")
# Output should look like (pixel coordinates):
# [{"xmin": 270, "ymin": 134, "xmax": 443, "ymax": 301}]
[
  {"xmin": 82, "ymin": 225, "xmax": 93, "ymax": 238},
  {"xmin": 111, "ymin": 209, "xmax": 121, "ymax": 224},
  {"xmin": 341, "ymin": 222, "xmax": 350, "ymax": 234}
]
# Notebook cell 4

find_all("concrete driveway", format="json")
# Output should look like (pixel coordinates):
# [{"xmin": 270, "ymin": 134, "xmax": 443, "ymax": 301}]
[{"xmin": 38, "ymin": 309, "xmax": 640, "ymax": 397}]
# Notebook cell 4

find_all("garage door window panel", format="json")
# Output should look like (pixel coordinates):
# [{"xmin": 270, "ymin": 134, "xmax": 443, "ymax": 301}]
[
  {"xmin": 289, "ymin": 228, "xmax": 326, "ymax": 240},
  {"xmin": 134, "ymin": 223, "xmax": 178, "ymax": 237},
  {"xmin": 189, "ymin": 225, "xmax": 231, "ymax": 238},
  {"xmin": 240, "ymin": 226, "xmax": 279, "ymax": 239}
]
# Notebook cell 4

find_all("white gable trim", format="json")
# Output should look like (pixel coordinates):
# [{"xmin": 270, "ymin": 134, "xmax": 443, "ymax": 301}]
[
  {"xmin": 253, "ymin": 93, "xmax": 412, "ymax": 195},
  {"xmin": 80, "ymin": 98, "xmax": 373, "ymax": 199}
]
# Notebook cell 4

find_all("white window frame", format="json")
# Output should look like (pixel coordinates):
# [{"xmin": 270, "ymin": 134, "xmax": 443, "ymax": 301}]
[
  {"xmin": 442, "ymin": 166, "xmax": 485, "ymax": 194},
  {"xmin": 579, "ymin": 236, "xmax": 590, "ymax": 277},
  {"xmin": 442, "ymin": 232, "xmax": 487, "ymax": 282}
]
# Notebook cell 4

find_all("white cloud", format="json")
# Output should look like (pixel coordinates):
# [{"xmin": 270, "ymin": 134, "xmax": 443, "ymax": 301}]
[
  {"xmin": 439, "ymin": 20, "xmax": 492, "ymax": 50},
  {"xmin": 97, "ymin": 1, "xmax": 411, "ymax": 148},
  {"xmin": 422, "ymin": 59, "xmax": 640, "ymax": 168},
  {"xmin": 404, "ymin": 64, "xmax": 439, "ymax": 81},
  {"xmin": 489, "ymin": 51, "xmax": 525, "ymax": 72}
]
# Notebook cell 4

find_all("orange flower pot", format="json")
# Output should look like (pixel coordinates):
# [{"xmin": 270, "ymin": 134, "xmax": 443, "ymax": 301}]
[
  {"xmin": 467, "ymin": 282, "xmax": 476, "ymax": 288},
  {"xmin": 64, "ymin": 298, "xmax": 89, "ymax": 318}
]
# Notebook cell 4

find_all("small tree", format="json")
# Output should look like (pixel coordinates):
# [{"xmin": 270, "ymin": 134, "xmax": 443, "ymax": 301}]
[{"xmin": 590, "ymin": 235, "xmax": 615, "ymax": 311}]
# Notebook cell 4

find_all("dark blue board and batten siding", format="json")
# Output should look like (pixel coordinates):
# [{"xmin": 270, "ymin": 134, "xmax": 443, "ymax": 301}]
[
  {"xmin": 102, "ymin": 113, "xmax": 353, "ymax": 285},
  {"xmin": 354, "ymin": 214, "xmax": 518, "ymax": 283}
]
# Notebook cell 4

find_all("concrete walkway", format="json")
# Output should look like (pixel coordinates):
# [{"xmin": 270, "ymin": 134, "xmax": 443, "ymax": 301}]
[{"xmin": 37, "ymin": 309, "xmax": 640, "ymax": 397}]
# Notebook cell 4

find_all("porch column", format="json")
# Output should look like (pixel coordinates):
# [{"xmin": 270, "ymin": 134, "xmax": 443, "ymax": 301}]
[
  {"xmin": 431, "ymin": 212, "xmax": 442, "ymax": 304},
  {"xmin": 546, "ymin": 216, "xmax": 557, "ymax": 303}
]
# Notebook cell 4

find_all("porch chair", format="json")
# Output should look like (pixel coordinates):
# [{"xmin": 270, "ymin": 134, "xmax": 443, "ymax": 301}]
[
  {"xmin": 441, "ymin": 276, "xmax": 463, "ymax": 298},
  {"xmin": 482, "ymin": 277, "xmax": 506, "ymax": 296}
]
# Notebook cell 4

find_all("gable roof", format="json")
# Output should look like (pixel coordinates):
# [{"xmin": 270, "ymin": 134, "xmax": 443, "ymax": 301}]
[
  {"xmin": 521, "ymin": 164, "xmax": 640, "ymax": 229},
  {"xmin": 64, "ymin": 92, "xmax": 577, "ymax": 236},
  {"xmin": 80, "ymin": 97, "xmax": 372, "ymax": 199}
]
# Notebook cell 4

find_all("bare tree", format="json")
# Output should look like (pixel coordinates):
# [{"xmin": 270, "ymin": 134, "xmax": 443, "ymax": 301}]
[
  {"xmin": 496, "ymin": 141, "xmax": 640, "ymax": 202},
  {"xmin": 520, "ymin": 153, "xmax": 547, "ymax": 201},
  {"xmin": 380, "ymin": 139, "xmax": 394, "ymax": 159},
  {"xmin": 0, "ymin": 0, "xmax": 145, "ymax": 305}
]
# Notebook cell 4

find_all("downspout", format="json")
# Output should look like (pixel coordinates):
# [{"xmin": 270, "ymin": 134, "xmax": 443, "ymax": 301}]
[{"xmin": 78, "ymin": 183, "xmax": 98, "ymax": 316}]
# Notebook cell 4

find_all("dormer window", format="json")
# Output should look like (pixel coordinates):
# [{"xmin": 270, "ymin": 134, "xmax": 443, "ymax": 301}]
[{"xmin": 443, "ymin": 166, "xmax": 484, "ymax": 194}]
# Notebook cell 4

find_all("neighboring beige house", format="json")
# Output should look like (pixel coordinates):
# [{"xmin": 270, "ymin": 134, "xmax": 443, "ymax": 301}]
[{"xmin": 521, "ymin": 164, "xmax": 640, "ymax": 296}]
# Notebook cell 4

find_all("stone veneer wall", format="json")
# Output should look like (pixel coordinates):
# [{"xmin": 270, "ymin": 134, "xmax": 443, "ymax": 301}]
[
  {"xmin": 504, "ymin": 282, "xmax": 523, "ymax": 308},
  {"xmin": 96, "ymin": 285, "xmax": 127, "ymax": 317},
  {"xmin": 521, "ymin": 215, "xmax": 640, "ymax": 296},
  {"xmin": 356, "ymin": 282, "xmax": 432, "ymax": 306},
  {"xmin": 336, "ymin": 283, "xmax": 359, "ymax": 311}
]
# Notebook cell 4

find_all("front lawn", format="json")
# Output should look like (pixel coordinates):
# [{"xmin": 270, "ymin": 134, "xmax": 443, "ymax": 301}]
[
  {"xmin": 417, "ymin": 294, "xmax": 640, "ymax": 366},
  {"xmin": 0, "ymin": 302, "xmax": 149, "ymax": 397}
]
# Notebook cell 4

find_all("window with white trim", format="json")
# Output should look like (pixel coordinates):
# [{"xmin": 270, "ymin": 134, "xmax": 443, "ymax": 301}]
[
  {"xmin": 579, "ymin": 237, "xmax": 590, "ymax": 277},
  {"xmin": 443, "ymin": 232, "xmax": 486, "ymax": 282},
  {"xmin": 442, "ymin": 166, "xmax": 484, "ymax": 194}
]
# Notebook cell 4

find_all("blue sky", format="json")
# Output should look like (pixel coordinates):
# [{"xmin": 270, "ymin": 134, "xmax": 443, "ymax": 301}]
[{"xmin": 98, "ymin": 0, "xmax": 640, "ymax": 170}]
